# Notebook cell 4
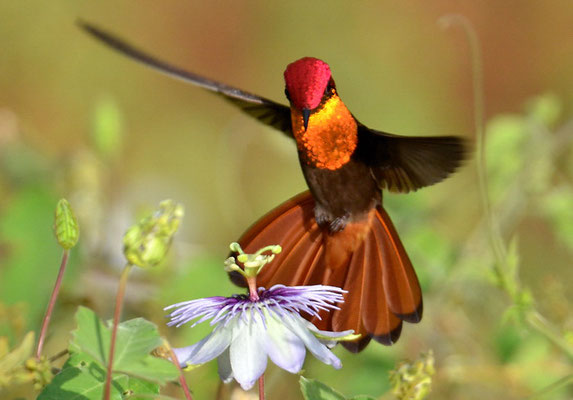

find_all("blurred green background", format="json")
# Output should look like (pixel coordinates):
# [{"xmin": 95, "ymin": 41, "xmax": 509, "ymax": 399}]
[{"xmin": 1, "ymin": 1, "xmax": 572, "ymax": 399}]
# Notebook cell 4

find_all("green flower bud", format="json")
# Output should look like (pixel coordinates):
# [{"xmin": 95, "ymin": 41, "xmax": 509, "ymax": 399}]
[
  {"xmin": 389, "ymin": 350, "xmax": 435, "ymax": 400},
  {"xmin": 53, "ymin": 199, "xmax": 79, "ymax": 250},
  {"xmin": 123, "ymin": 200, "xmax": 184, "ymax": 268}
]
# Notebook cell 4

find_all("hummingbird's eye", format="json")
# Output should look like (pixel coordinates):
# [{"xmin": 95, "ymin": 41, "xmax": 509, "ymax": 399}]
[
  {"xmin": 324, "ymin": 80, "xmax": 335, "ymax": 96},
  {"xmin": 284, "ymin": 88, "xmax": 291, "ymax": 101}
]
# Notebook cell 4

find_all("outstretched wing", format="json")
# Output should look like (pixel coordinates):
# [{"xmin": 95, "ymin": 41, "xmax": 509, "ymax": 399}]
[
  {"xmin": 357, "ymin": 124, "xmax": 469, "ymax": 193},
  {"xmin": 78, "ymin": 21, "xmax": 293, "ymax": 137}
]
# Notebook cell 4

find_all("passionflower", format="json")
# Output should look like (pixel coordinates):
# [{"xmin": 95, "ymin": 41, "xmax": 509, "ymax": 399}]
[{"xmin": 165, "ymin": 284, "xmax": 353, "ymax": 390}]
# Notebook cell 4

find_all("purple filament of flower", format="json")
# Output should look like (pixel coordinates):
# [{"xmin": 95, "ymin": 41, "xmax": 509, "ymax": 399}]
[{"xmin": 164, "ymin": 285, "xmax": 346, "ymax": 329}]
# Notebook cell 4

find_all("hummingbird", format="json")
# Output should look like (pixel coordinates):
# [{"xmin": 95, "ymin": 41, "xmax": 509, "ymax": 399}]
[{"xmin": 80, "ymin": 22, "xmax": 468, "ymax": 352}]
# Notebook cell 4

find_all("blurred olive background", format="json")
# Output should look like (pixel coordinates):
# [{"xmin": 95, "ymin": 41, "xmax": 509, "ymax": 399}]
[{"xmin": 1, "ymin": 1, "xmax": 573, "ymax": 399}]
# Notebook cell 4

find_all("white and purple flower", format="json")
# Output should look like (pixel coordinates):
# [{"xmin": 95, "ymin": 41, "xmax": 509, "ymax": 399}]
[{"xmin": 165, "ymin": 284, "xmax": 354, "ymax": 390}]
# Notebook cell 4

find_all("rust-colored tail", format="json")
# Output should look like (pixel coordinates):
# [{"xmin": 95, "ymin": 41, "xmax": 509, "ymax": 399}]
[{"xmin": 232, "ymin": 191, "xmax": 422, "ymax": 352}]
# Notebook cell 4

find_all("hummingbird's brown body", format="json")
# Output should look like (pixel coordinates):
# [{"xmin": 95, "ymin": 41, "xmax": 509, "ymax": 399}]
[{"xmin": 80, "ymin": 25, "xmax": 468, "ymax": 352}]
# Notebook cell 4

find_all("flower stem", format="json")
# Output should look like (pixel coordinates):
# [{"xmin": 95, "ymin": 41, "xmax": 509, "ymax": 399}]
[
  {"xmin": 439, "ymin": 14, "xmax": 508, "ymax": 286},
  {"xmin": 525, "ymin": 311, "xmax": 573, "ymax": 361},
  {"xmin": 164, "ymin": 340, "xmax": 193, "ymax": 400},
  {"xmin": 527, "ymin": 374, "xmax": 573, "ymax": 399},
  {"xmin": 258, "ymin": 374, "xmax": 265, "ymax": 400},
  {"xmin": 36, "ymin": 249, "xmax": 70, "ymax": 360},
  {"xmin": 103, "ymin": 263, "xmax": 133, "ymax": 400}
]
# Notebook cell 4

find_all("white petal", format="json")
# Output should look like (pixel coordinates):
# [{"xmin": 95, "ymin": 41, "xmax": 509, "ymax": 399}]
[
  {"xmin": 174, "ymin": 323, "xmax": 233, "ymax": 366},
  {"xmin": 230, "ymin": 314, "xmax": 268, "ymax": 390},
  {"xmin": 217, "ymin": 348, "xmax": 233, "ymax": 384},
  {"xmin": 264, "ymin": 312, "xmax": 306, "ymax": 373},
  {"xmin": 282, "ymin": 314, "xmax": 342, "ymax": 369}
]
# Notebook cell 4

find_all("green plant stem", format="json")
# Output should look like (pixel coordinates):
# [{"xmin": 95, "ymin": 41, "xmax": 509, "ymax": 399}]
[
  {"xmin": 259, "ymin": 374, "xmax": 265, "ymax": 400},
  {"xmin": 164, "ymin": 340, "xmax": 193, "ymax": 400},
  {"xmin": 49, "ymin": 349, "xmax": 69, "ymax": 362},
  {"xmin": 439, "ymin": 14, "xmax": 508, "ymax": 288},
  {"xmin": 527, "ymin": 373, "xmax": 573, "ymax": 399},
  {"xmin": 103, "ymin": 263, "xmax": 133, "ymax": 400},
  {"xmin": 526, "ymin": 311, "xmax": 573, "ymax": 360},
  {"xmin": 36, "ymin": 249, "xmax": 70, "ymax": 360}
]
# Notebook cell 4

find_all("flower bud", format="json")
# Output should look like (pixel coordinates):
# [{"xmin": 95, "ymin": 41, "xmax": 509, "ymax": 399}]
[
  {"xmin": 123, "ymin": 200, "xmax": 184, "ymax": 268},
  {"xmin": 54, "ymin": 199, "xmax": 79, "ymax": 250}
]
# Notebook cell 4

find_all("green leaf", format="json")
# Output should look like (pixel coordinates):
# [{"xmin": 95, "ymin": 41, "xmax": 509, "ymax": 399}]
[
  {"xmin": 70, "ymin": 307, "xmax": 178, "ymax": 384},
  {"xmin": 121, "ymin": 376, "xmax": 159, "ymax": 400},
  {"xmin": 54, "ymin": 198, "xmax": 79, "ymax": 249},
  {"xmin": 38, "ymin": 354, "xmax": 128, "ymax": 400},
  {"xmin": 348, "ymin": 396, "xmax": 377, "ymax": 400},
  {"xmin": 300, "ymin": 376, "xmax": 347, "ymax": 400},
  {"xmin": 69, "ymin": 307, "xmax": 109, "ymax": 365}
]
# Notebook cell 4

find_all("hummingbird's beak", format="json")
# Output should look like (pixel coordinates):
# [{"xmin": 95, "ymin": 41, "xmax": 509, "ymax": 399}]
[{"xmin": 302, "ymin": 108, "xmax": 311, "ymax": 132}]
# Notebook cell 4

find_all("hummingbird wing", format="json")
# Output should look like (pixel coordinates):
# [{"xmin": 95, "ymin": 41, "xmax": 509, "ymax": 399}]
[
  {"xmin": 357, "ymin": 125, "xmax": 469, "ymax": 193},
  {"xmin": 231, "ymin": 191, "xmax": 422, "ymax": 353},
  {"xmin": 78, "ymin": 21, "xmax": 293, "ymax": 137}
]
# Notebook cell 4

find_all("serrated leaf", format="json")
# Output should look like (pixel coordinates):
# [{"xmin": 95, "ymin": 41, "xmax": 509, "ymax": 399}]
[
  {"xmin": 69, "ymin": 307, "xmax": 109, "ymax": 365},
  {"xmin": 37, "ymin": 357, "xmax": 128, "ymax": 400},
  {"xmin": 54, "ymin": 199, "xmax": 79, "ymax": 249},
  {"xmin": 122, "ymin": 377, "xmax": 160, "ymax": 400},
  {"xmin": 116, "ymin": 355, "xmax": 179, "ymax": 384},
  {"xmin": 300, "ymin": 376, "xmax": 347, "ymax": 400},
  {"xmin": 70, "ymin": 307, "xmax": 178, "ymax": 385}
]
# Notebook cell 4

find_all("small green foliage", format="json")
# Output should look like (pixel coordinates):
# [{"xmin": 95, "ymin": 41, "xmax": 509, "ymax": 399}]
[
  {"xmin": 38, "ymin": 355, "xmax": 129, "ymax": 400},
  {"xmin": 300, "ymin": 377, "xmax": 345, "ymax": 400},
  {"xmin": 38, "ymin": 307, "xmax": 177, "ymax": 400},
  {"xmin": 485, "ymin": 115, "xmax": 527, "ymax": 203},
  {"xmin": 0, "ymin": 331, "xmax": 52, "ymax": 389},
  {"xmin": 91, "ymin": 96, "xmax": 124, "ymax": 159},
  {"xmin": 0, "ymin": 331, "xmax": 37, "ymax": 388},
  {"xmin": 525, "ymin": 93, "xmax": 562, "ymax": 128},
  {"xmin": 54, "ymin": 198, "xmax": 79, "ymax": 250},
  {"xmin": 300, "ymin": 377, "xmax": 376, "ymax": 400},
  {"xmin": 389, "ymin": 351, "xmax": 435, "ymax": 400},
  {"xmin": 69, "ymin": 307, "xmax": 178, "ymax": 384},
  {"xmin": 540, "ymin": 186, "xmax": 573, "ymax": 250},
  {"xmin": 123, "ymin": 200, "xmax": 184, "ymax": 268}
]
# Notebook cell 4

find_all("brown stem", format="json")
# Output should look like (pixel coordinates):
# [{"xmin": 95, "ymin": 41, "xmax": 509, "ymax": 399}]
[
  {"xmin": 49, "ymin": 349, "xmax": 69, "ymax": 362},
  {"xmin": 164, "ymin": 341, "xmax": 193, "ymax": 400},
  {"xmin": 36, "ymin": 249, "xmax": 70, "ymax": 360},
  {"xmin": 103, "ymin": 264, "xmax": 133, "ymax": 400},
  {"xmin": 258, "ymin": 374, "xmax": 265, "ymax": 400}
]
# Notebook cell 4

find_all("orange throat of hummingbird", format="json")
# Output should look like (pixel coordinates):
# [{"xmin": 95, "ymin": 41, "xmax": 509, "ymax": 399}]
[{"xmin": 291, "ymin": 94, "xmax": 358, "ymax": 170}]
